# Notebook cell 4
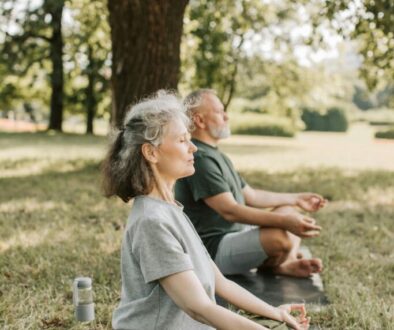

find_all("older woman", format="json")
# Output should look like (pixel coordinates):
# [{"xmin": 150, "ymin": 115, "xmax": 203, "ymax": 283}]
[{"xmin": 102, "ymin": 91, "xmax": 309, "ymax": 330}]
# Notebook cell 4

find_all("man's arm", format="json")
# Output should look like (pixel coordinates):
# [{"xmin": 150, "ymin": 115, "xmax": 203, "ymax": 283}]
[
  {"xmin": 204, "ymin": 192, "xmax": 321, "ymax": 237},
  {"xmin": 242, "ymin": 185, "xmax": 298, "ymax": 208},
  {"xmin": 242, "ymin": 185, "xmax": 327, "ymax": 212}
]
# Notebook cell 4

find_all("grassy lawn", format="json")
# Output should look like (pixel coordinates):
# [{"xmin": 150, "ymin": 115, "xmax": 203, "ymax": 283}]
[{"xmin": 0, "ymin": 130, "xmax": 393, "ymax": 329}]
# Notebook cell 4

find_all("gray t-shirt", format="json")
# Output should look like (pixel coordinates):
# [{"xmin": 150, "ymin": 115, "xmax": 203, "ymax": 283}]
[{"xmin": 112, "ymin": 195, "xmax": 216, "ymax": 330}]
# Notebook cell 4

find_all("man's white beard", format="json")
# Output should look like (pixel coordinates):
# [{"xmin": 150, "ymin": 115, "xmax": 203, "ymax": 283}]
[{"xmin": 208, "ymin": 124, "xmax": 231, "ymax": 139}]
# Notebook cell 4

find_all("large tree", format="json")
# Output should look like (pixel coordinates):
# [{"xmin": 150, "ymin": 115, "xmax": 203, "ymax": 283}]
[
  {"xmin": 108, "ymin": 0, "xmax": 189, "ymax": 128},
  {"xmin": 46, "ymin": 0, "xmax": 65, "ymax": 131}
]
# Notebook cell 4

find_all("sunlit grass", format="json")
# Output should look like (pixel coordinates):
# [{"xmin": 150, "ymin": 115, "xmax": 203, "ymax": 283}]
[
  {"xmin": 0, "ymin": 130, "xmax": 393, "ymax": 329},
  {"xmin": 220, "ymin": 123, "xmax": 394, "ymax": 172}
]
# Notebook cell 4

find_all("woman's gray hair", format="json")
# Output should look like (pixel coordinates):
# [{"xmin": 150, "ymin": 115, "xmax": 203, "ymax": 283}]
[{"xmin": 101, "ymin": 90, "xmax": 189, "ymax": 202}]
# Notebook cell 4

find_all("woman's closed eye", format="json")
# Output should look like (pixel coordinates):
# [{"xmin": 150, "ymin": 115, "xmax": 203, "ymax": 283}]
[{"xmin": 180, "ymin": 134, "xmax": 191, "ymax": 143}]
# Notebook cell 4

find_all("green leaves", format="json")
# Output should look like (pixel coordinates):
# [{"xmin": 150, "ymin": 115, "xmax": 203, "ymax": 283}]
[{"xmin": 319, "ymin": 0, "xmax": 394, "ymax": 90}]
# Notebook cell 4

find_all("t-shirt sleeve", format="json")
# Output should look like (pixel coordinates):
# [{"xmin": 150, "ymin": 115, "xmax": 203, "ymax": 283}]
[
  {"xmin": 238, "ymin": 172, "xmax": 247, "ymax": 188},
  {"xmin": 186, "ymin": 156, "xmax": 231, "ymax": 201},
  {"xmin": 131, "ymin": 218, "xmax": 193, "ymax": 283}
]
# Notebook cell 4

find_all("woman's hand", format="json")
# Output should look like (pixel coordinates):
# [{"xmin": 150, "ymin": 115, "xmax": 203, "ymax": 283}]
[{"xmin": 277, "ymin": 304, "xmax": 310, "ymax": 330}]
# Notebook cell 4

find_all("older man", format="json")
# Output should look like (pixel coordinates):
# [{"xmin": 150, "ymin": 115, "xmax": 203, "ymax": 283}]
[{"xmin": 175, "ymin": 89, "xmax": 326, "ymax": 277}]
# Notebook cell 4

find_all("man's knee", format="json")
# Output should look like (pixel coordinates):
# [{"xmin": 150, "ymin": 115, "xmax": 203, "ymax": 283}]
[{"xmin": 259, "ymin": 228, "xmax": 293, "ymax": 257}]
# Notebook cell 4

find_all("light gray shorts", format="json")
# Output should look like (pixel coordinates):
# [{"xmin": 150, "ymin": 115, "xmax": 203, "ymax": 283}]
[{"xmin": 214, "ymin": 226, "xmax": 268, "ymax": 275}]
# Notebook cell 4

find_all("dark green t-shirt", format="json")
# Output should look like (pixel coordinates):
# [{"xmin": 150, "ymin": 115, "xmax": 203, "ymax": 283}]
[{"xmin": 175, "ymin": 139, "xmax": 246, "ymax": 259}]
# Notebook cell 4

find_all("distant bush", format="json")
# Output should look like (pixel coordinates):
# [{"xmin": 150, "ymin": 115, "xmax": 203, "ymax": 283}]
[
  {"xmin": 301, "ymin": 106, "xmax": 349, "ymax": 132},
  {"xmin": 375, "ymin": 127, "xmax": 394, "ymax": 139},
  {"xmin": 230, "ymin": 113, "xmax": 296, "ymax": 137},
  {"xmin": 232, "ymin": 123, "xmax": 295, "ymax": 137},
  {"xmin": 369, "ymin": 121, "xmax": 394, "ymax": 126},
  {"xmin": 326, "ymin": 107, "xmax": 349, "ymax": 131}
]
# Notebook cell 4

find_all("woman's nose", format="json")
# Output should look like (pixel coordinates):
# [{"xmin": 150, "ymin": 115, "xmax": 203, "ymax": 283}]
[{"xmin": 189, "ymin": 141, "xmax": 197, "ymax": 152}]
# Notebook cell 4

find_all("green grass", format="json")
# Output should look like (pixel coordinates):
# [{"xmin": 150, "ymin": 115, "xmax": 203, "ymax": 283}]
[{"xmin": 0, "ymin": 131, "xmax": 393, "ymax": 329}]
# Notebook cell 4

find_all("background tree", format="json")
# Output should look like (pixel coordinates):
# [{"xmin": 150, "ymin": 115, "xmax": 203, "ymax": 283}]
[
  {"xmin": 0, "ymin": 0, "xmax": 65, "ymax": 131},
  {"xmin": 66, "ymin": 0, "xmax": 111, "ymax": 134},
  {"xmin": 182, "ymin": 0, "xmax": 268, "ymax": 110},
  {"xmin": 0, "ymin": 0, "xmax": 391, "ymax": 133},
  {"xmin": 236, "ymin": 56, "xmax": 315, "ymax": 117},
  {"xmin": 108, "ymin": 0, "xmax": 189, "ymax": 128},
  {"xmin": 319, "ymin": 0, "xmax": 394, "ymax": 91},
  {"xmin": 182, "ymin": 0, "xmax": 318, "ymax": 111}
]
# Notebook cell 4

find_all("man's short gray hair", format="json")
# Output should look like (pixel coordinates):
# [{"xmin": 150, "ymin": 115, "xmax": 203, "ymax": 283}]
[{"xmin": 183, "ymin": 89, "xmax": 217, "ymax": 115}]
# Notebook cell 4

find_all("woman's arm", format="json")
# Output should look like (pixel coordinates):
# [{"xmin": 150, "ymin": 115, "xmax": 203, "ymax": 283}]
[
  {"xmin": 212, "ymin": 261, "xmax": 309, "ymax": 330},
  {"xmin": 160, "ymin": 270, "xmax": 269, "ymax": 330}
]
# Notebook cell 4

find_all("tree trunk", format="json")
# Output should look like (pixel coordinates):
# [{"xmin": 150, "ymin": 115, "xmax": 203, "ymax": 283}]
[
  {"xmin": 108, "ymin": 0, "xmax": 189, "ymax": 128},
  {"xmin": 47, "ymin": 0, "xmax": 64, "ymax": 131},
  {"xmin": 86, "ymin": 45, "xmax": 96, "ymax": 135}
]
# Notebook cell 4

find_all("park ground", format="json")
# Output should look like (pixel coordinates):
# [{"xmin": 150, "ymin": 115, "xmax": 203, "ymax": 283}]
[{"xmin": 0, "ymin": 124, "xmax": 393, "ymax": 329}]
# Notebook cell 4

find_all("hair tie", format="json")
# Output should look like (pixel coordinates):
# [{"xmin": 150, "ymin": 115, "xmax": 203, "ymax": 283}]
[
  {"xmin": 119, "ymin": 127, "xmax": 126, "ymax": 137},
  {"xmin": 126, "ymin": 117, "xmax": 143, "ymax": 129}
]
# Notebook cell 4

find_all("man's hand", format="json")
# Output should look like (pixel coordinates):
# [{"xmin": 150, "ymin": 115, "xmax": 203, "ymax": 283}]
[
  {"xmin": 284, "ymin": 213, "xmax": 322, "ymax": 238},
  {"xmin": 278, "ymin": 304, "xmax": 309, "ymax": 330},
  {"xmin": 295, "ymin": 193, "xmax": 327, "ymax": 213}
]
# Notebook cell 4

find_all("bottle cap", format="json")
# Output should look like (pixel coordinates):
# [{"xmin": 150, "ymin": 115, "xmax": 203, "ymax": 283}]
[{"xmin": 75, "ymin": 277, "xmax": 92, "ymax": 288}]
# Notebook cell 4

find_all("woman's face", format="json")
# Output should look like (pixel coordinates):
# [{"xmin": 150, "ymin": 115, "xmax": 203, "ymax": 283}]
[{"xmin": 155, "ymin": 117, "xmax": 197, "ymax": 181}]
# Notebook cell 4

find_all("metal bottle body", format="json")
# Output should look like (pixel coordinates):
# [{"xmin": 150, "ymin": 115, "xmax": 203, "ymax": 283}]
[{"xmin": 73, "ymin": 277, "xmax": 95, "ymax": 322}]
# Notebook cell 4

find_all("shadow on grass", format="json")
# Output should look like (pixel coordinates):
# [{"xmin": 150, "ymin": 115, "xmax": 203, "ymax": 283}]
[
  {"xmin": 307, "ymin": 205, "xmax": 394, "ymax": 329},
  {"xmin": 0, "ymin": 160, "xmax": 128, "ymax": 235},
  {"xmin": 0, "ymin": 160, "xmax": 100, "ymax": 200},
  {"xmin": 0, "ymin": 131, "xmax": 106, "ymax": 150},
  {"xmin": 0, "ymin": 161, "xmax": 126, "ymax": 329}
]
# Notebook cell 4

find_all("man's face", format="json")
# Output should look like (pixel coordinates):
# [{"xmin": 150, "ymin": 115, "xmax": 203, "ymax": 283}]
[{"xmin": 201, "ymin": 93, "xmax": 230, "ymax": 140}]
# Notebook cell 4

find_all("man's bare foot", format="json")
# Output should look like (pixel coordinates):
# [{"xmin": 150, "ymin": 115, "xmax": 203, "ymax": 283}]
[
  {"xmin": 285, "ymin": 250, "xmax": 303, "ymax": 262},
  {"xmin": 273, "ymin": 258, "xmax": 323, "ymax": 278}
]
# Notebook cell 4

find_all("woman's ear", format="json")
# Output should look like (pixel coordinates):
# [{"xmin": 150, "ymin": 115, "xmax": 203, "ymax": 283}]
[{"xmin": 141, "ymin": 143, "xmax": 158, "ymax": 164}]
